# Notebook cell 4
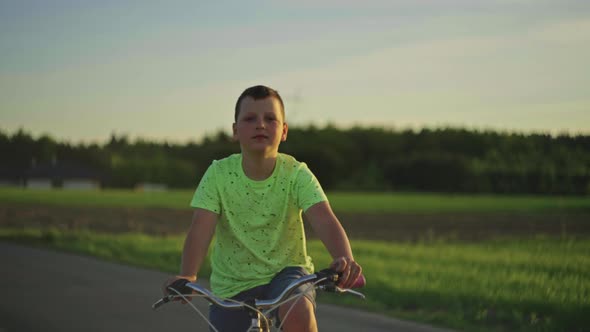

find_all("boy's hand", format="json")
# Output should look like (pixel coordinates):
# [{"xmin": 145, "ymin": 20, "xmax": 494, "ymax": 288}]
[
  {"xmin": 162, "ymin": 275, "xmax": 197, "ymax": 303},
  {"xmin": 330, "ymin": 257, "xmax": 362, "ymax": 289}
]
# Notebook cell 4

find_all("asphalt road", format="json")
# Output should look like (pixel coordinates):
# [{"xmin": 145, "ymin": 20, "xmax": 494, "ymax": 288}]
[{"xmin": 0, "ymin": 242, "xmax": 455, "ymax": 332}]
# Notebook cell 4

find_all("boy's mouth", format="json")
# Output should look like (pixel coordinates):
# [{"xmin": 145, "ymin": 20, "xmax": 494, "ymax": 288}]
[{"xmin": 252, "ymin": 135, "xmax": 268, "ymax": 139}]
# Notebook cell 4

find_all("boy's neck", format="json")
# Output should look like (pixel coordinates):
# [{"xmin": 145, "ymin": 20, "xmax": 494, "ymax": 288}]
[{"xmin": 241, "ymin": 152, "xmax": 278, "ymax": 181}]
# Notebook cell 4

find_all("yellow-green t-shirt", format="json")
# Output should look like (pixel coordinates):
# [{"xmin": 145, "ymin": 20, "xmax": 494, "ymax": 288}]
[{"xmin": 190, "ymin": 153, "xmax": 327, "ymax": 298}]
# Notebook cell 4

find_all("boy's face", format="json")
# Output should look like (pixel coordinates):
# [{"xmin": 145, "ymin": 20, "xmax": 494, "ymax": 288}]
[{"xmin": 233, "ymin": 96, "xmax": 288, "ymax": 156}]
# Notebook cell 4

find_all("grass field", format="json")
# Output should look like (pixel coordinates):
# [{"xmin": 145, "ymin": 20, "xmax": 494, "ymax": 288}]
[
  {"xmin": 1, "ymin": 228, "xmax": 588, "ymax": 332},
  {"xmin": 1, "ymin": 187, "xmax": 589, "ymax": 214},
  {"xmin": 1, "ymin": 188, "xmax": 589, "ymax": 331}
]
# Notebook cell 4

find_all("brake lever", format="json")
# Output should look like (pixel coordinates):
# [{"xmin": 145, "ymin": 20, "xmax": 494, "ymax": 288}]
[
  {"xmin": 152, "ymin": 279, "xmax": 193, "ymax": 310},
  {"xmin": 335, "ymin": 287, "xmax": 366, "ymax": 300},
  {"xmin": 152, "ymin": 294, "xmax": 174, "ymax": 310},
  {"xmin": 317, "ymin": 284, "xmax": 366, "ymax": 300}
]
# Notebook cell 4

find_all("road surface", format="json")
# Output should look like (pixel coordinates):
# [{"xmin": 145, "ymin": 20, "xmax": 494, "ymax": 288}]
[{"xmin": 0, "ymin": 242, "xmax": 455, "ymax": 332}]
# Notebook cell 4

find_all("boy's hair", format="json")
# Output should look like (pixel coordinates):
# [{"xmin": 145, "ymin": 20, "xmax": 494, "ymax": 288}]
[{"xmin": 234, "ymin": 85, "xmax": 285, "ymax": 122}]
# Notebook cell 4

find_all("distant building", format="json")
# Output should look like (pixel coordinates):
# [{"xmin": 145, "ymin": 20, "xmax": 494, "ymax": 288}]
[
  {"xmin": 0, "ymin": 167, "xmax": 26, "ymax": 187},
  {"xmin": 135, "ymin": 182, "xmax": 168, "ymax": 192},
  {"xmin": 24, "ymin": 161, "xmax": 104, "ymax": 190}
]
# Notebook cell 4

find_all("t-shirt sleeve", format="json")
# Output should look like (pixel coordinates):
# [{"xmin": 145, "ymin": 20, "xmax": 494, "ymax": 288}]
[
  {"xmin": 190, "ymin": 162, "xmax": 221, "ymax": 214},
  {"xmin": 295, "ymin": 163, "xmax": 328, "ymax": 212}
]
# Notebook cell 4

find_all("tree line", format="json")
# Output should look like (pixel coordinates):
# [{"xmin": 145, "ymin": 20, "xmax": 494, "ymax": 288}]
[{"xmin": 2, "ymin": 126, "xmax": 589, "ymax": 195}]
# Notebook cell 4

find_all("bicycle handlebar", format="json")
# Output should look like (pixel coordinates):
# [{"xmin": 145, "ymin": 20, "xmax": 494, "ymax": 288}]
[{"xmin": 152, "ymin": 269, "xmax": 365, "ymax": 311}]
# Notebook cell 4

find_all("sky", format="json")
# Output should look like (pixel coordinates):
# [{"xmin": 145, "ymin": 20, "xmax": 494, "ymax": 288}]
[{"xmin": 1, "ymin": 0, "xmax": 589, "ymax": 143}]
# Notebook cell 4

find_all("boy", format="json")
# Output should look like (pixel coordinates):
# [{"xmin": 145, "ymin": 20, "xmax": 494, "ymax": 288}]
[{"xmin": 163, "ymin": 85, "xmax": 362, "ymax": 332}]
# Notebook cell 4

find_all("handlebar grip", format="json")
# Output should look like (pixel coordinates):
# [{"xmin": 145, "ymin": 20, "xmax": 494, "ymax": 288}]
[
  {"xmin": 316, "ymin": 269, "xmax": 366, "ymax": 288},
  {"xmin": 152, "ymin": 278, "xmax": 192, "ymax": 310},
  {"xmin": 168, "ymin": 278, "xmax": 192, "ymax": 295},
  {"xmin": 351, "ymin": 274, "xmax": 366, "ymax": 289}
]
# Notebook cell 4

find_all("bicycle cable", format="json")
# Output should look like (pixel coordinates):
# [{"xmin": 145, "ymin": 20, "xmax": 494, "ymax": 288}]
[
  {"xmin": 164, "ymin": 275, "xmax": 329, "ymax": 331},
  {"xmin": 273, "ymin": 278, "xmax": 326, "ymax": 331},
  {"xmin": 167, "ymin": 286, "xmax": 272, "ymax": 331},
  {"xmin": 219, "ymin": 297, "xmax": 272, "ymax": 330},
  {"xmin": 167, "ymin": 287, "xmax": 220, "ymax": 332}
]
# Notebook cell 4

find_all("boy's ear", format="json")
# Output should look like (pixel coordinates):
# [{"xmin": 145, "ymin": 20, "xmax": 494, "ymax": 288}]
[
  {"xmin": 232, "ymin": 123, "xmax": 238, "ymax": 141},
  {"xmin": 281, "ymin": 122, "xmax": 288, "ymax": 142}
]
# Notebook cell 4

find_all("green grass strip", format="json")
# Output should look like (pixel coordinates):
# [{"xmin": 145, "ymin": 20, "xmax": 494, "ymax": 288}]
[
  {"xmin": 1, "ymin": 188, "xmax": 589, "ymax": 214},
  {"xmin": 1, "ymin": 228, "xmax": 588, "ymax": 332}
]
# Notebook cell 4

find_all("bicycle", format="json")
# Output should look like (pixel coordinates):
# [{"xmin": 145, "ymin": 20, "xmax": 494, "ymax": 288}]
[{"xmin": 152, "ymin": 268, "xmax": 366, "ymax": 332}]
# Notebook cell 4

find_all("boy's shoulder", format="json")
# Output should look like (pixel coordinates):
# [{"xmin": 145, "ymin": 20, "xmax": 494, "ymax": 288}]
[
  {"xmin": 210, "ymin": 153, "xmax": 241, "ymax": 169},
  {"xmin": 278, "ymin": 153, "xmax": 307, "ymax": 170}
]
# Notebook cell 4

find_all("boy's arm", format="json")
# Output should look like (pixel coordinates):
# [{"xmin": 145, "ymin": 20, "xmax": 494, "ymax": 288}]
[
  {"xmin": 180, "ymin": 208, "xmax": 218, "ymax": 277},
  {"xmin": 162, "ymin": 208, "xmax": 218, "ymax": 296},
  {"xmin": 305, "ymin": 201, "xmax": 362, "ymax": 289}
]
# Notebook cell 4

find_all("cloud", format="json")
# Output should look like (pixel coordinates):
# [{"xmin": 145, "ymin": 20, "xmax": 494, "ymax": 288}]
[
  {"xmin": 2, "ymin": 0, "xmax": 590, "ymax": 141},
  {"xmin": 533, "ymin": 17, "xmax": 590, "ymax": 44},
  {"xmin": 254, "ymin": 12, "xmax": 590, "ymax": 134},
  {"xmin": 278, "ymin": 0, "xmax": 590, "ymax": 14}
]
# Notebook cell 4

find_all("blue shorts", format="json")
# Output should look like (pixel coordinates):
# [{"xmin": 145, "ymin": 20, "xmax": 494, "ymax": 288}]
[{"xmin": 208, "ymin": 266, "xmax": 316, "ymax": 332}]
